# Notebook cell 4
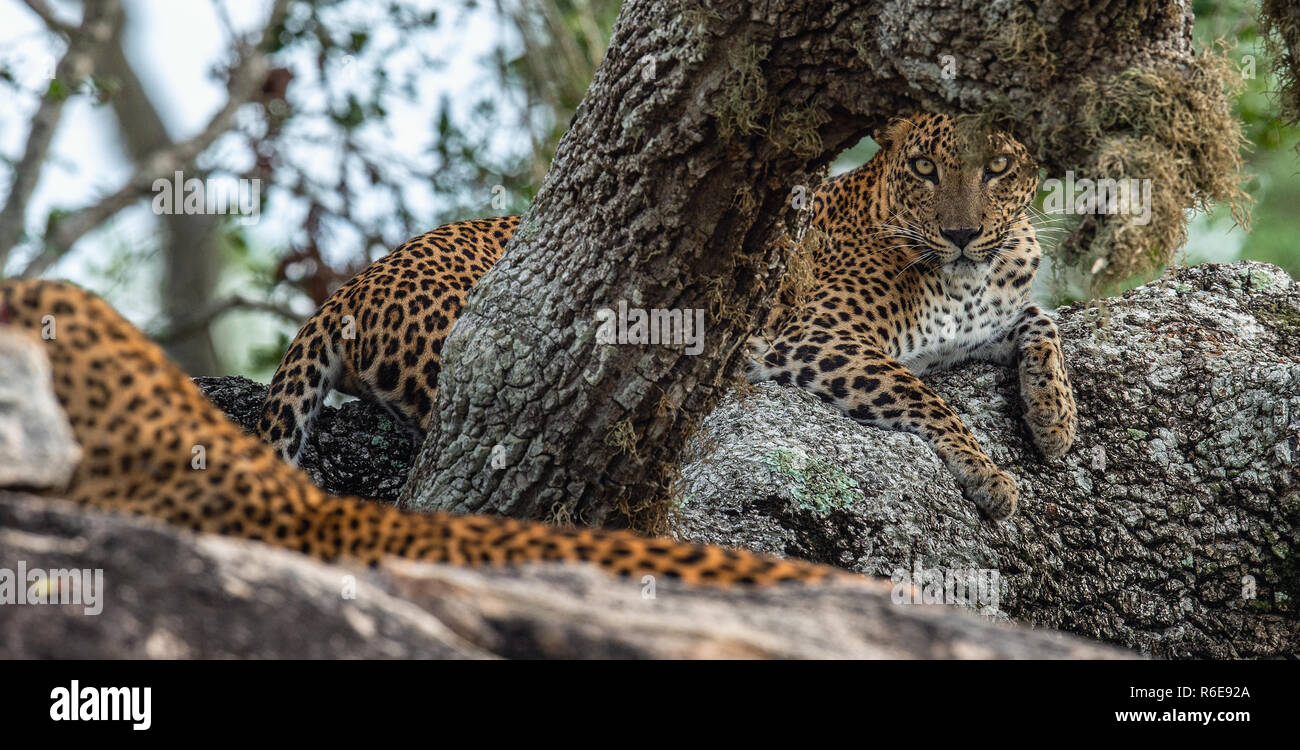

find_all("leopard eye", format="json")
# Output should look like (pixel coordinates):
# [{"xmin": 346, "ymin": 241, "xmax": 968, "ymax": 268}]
[
  {"xmin": 910, "ymin": 157, "xmax": 936, "ymax": 180},
  {"xmin": 986, "ymin": 155, "xmax": 1010, "ymax": 175}
]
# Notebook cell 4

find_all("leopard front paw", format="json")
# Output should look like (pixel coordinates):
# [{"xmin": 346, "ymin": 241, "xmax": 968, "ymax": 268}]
[
  {"xmin": 965, "ymin": 469, "xmax": 1018, "ymax": 521},
  {"xmin": 1027, "ymin": 408, "xmax": 1075, "ymax": 458},
  {"xmin": 1019, "ymin": 361, "xmax": 1077, "ymax": 459}
]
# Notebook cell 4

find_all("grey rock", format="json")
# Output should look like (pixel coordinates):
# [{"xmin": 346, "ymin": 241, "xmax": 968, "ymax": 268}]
[{"xmin": 0, "ymin": 329, "xmax": 81, "ymax": 490}]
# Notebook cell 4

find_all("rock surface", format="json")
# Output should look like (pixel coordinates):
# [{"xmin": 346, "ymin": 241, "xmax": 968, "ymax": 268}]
[{"xmin": 0, "ymin": 328, "xmax": 81, "ymax": 490}]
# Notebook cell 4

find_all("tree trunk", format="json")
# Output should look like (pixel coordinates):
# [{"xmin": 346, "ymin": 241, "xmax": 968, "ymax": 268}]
[{"xmin": 400, "ymin": 0, "xmax": 1225, "ymax": 528}]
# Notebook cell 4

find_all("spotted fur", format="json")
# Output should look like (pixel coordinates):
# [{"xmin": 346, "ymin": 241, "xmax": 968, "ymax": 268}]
[
  {"xmin": 259, "ymin": 113, "xmax": 1074, "ymax": 520},
  {"xmin": 259, "ymin": 216, "xmax": 519, "ymax": 463},
  {"xmin": 749, "ymin": 113, "xmax": 1076, "ymax": 519},
  {"xmin": 0, "ymin": 279, "xmax": 838, "ymax": 586}
]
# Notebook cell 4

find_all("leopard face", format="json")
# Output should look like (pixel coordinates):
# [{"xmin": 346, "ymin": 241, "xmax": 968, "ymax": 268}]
[
  {"xmin": 875, "ymin": 113, "xmax": 1038, "ymax": 266},
  {"xmin": 748, "ymin": 112, "xmax": 1076, "ymax": 520}
]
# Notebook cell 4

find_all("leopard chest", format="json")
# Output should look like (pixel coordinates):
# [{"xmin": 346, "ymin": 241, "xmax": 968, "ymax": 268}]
[{"xmin": 893, "ymin": 264, "xmax": 1025, "ymax": 375}]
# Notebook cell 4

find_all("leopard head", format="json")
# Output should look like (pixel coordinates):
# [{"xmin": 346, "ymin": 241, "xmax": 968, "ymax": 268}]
[{"xmin": 874, "ymin": 113, "xmax": 1038, "ymax": 267}]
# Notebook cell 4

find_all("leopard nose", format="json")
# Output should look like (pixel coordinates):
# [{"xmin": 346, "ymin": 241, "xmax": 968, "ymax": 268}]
[{"xmin": 940, "ymin": 227, "xmax": 981, "ymax": 249}]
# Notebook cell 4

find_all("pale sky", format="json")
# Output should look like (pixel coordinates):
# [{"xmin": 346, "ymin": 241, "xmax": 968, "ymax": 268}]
[{"xmin": 0, "ymin": 0, "xmax": 516, "ymax": 374}]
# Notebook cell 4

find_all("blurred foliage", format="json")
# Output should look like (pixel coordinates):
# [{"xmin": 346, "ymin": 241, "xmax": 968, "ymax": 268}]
[
  {"xmin": 1122, "ymin": 1, "xmax": 1300, "ymax": 290},
  {"xmin": 1178, "ymin": 1, "xmax": 1300, "ymax": 281},
  {"xmin": 491, "ymin": 0, "xmax": 621, "ymax": 187},
  {"xmin": 228, "ymin": 0, "xmax": 621, "ymax": 377}
]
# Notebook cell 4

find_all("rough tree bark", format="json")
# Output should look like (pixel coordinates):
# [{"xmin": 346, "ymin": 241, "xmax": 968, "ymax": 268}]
[
  {"xmin": 399, "ymin": 0, "xmax": 1231, "ymax": 529},
  {"xmin": 188, "ymin": 261, "xmax": 1298, "ymax": 658}
]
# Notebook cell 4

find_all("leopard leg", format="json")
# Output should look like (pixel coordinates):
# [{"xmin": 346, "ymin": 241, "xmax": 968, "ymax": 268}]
[
  {"xmin": 975, "ymin": 304, "xmax": 1076, "ymax": 458},
  {"xmin": 751, "ymin": 338, "xmax": 1019, "ymax": 520}
]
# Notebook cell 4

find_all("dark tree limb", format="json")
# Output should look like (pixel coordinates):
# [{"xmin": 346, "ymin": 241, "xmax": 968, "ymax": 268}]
[
  {"xmin": 150, "ymin": 296, "xmax": 304, "ymax": 346},
  {"xmin": 0, "ymin": 491, "xmax": 1130, "ymax": 659}
]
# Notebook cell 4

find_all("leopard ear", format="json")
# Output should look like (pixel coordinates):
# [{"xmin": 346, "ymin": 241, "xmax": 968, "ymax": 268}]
[{"xmin": 873, "ymin": 116, "xmax": 916, "ymax": 151}]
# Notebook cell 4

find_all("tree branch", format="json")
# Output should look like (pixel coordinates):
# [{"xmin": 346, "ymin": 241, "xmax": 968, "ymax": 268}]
[
  {"xmin": 192, "ymin": 261, "xmax": 1300, "ymax": 659},
  {"xmin": 12, "ymin": 0, "xmax": 292, "ymax": 279},
  {"xmin": 151, "ymin": 295, "xmax": 303, "ymax": 345},
  {"xmin": 673, "ymin": 261, "xmax": 1300, "ymax": 659},
  {"xmin": 19, "ymin": 0, "xmax": 77, "ymax": 35},
  {"xmin": 0, "ymin": 0, "xmax": 121, "ymax": 271}
]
